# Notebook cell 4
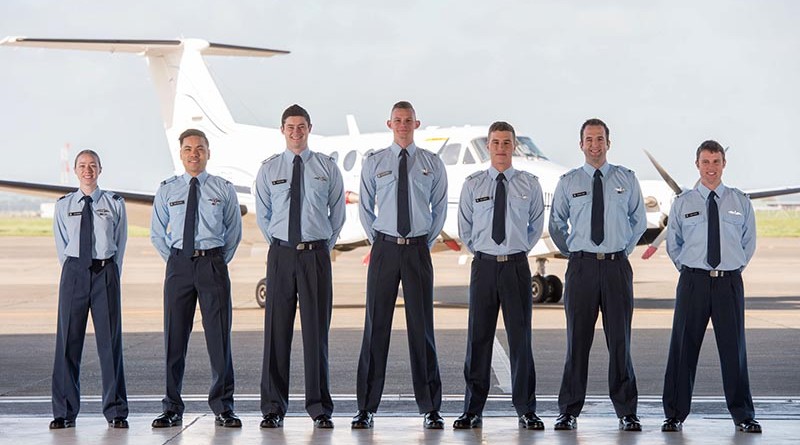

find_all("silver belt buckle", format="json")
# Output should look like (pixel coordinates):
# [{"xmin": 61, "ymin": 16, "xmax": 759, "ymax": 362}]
[
  {"xmin": 296, "ymin": 243, "xmax": 307, "ymax": 250},
  {"xmin": 496, "ymin": 255, "xmax": 508, "ymax": 262},
  {"xmin": 596, "ymin": 252, "xmax": 606, "ymax": 260},
  {"xmin": 710, "ymin": 270, "xmax": 720, "ymax": 277},
  {"xmin": 396, "ymin": 237, "xmax": 408, "ymax": 245}
]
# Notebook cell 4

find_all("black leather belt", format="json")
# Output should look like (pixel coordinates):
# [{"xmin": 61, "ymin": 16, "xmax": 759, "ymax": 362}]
[
  {"xmin": 475, "ymin": 252, "xmax": 527, "ymax": 263},
  {"xmin": 172, "ymin": 247, "xmax": 223, "ymax": 257},
  {"xmin": 683, "ymin": 267, "xmax": 740, "ymax": 278},
  {"xmin": 376, "ymin": 232, "xmax": 427, "ymax": 245},
  {"xmin": 570, "ymin": 250, "xmax": 626, "ymax": 261},
  {"xmin": 92, "ymin": 258, "xmax": 113, "ymax": 267},
  {"xmin": 273, "ymin": 238, "xmax": 326, "ymax": 250}
]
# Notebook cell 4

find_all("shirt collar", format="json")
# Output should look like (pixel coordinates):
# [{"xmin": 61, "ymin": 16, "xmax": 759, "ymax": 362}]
[
  {"xmin": 390, "ymin": 142, "xmax": 417, "ymax": 158},
  {"xmin": 697, "ymin": 182, "xmax": 727, "ymax": 199},
  {"xmin": 489, "ymin": 166, "xmax": 516, "ymax": 181},
  {"xmin": 282, "ymin": 148, "xmax": 313, "ymax": 164},
  {"xmin": 181, "ymin": 170, "xmax": 209, "ymax": 185},
  {"xmin": 79, "ymin": 187, "xmax": 103, "ymax": 202},
  {"xmin": 582, "ymin": 162, "xmax": 610, "ymax": 178}
]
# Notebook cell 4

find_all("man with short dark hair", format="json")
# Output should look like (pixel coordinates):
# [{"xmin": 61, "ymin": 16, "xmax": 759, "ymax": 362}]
[
  {"xmin": 454, "ymin": 122, "xmax": 545, "ymax": 430},
  {"xmin": 549, "ymin": 118, "xmax": 646, "ymax": 431},
  {"xmin": 150, "ymin": 128, "xmax": 243, "ymax": 428},
  {"xmin": 255, "ymin": 104, "xmax": 345, "ymax": 429},
  {"xmin": 50, "ymin": 149, "xmax": 128, "ymax": 429},
  {"xmin": 352, "ymin": 101, "xmax": 448, "ymax": 429},
  {"xmin": 661, "ymin": 140, "xmax": 761, "ymax": 433}
]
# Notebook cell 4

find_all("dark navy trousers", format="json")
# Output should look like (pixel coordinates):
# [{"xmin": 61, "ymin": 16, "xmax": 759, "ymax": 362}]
[
  {"xmin": 162, "ymin": 250, "xmax": 234, "ymax": 415},
  {"xmin": 462, "ymin": 255, "xmax": 537, "ymax": 416},
  {"xmin": 52, "ymin": 257, "xmax": 127, "ymax": 421},
  {"xmin": 356, "ymin": 235, "xmax": 442, "ymax": 414},
  {"xmin": 558, "ymin": 254, "xmax": 638, "ymax": 417},
  {"xmin": 260, "ymin": 243, "xmax": 333, "ymax": 418},
  {"xmin": 662, "ymin": 269, "xmax": 755, "ymax": 423}
]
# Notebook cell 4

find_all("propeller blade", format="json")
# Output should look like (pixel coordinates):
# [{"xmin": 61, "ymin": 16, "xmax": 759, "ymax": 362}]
[
  {"xmin": 641, "ymin": 227, "xmax": 669, "ymax": 259},
  {"xmin": 644, "ymin": 149, "xmax": 683, "ymax": 195}
]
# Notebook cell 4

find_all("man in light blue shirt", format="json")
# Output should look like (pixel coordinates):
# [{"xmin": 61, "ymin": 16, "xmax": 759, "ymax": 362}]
[
  {"xmin": 150, "ymin": 129, "xmax": 242, "ymax": 429},
  {"xmin": 50, "ymin": 149, "xmax": 128, "ymax": 430},
  {"xmin": 352, "ymin": 101, "xmax": 448, "ymax": 430},
  {"xmin": 255, "ymin": 104, "xmax": 345, "ymax": 430},
  {"xmin": 549, "ymin": 118, "xmax": 646, "ymax": 432},
  {"xmin": 453, "ymin": 121, "xmax": 545, "ymax": 430},
  {"xmin": 661, "ymin": 140, "xmax": 761, "ymax": 434}
]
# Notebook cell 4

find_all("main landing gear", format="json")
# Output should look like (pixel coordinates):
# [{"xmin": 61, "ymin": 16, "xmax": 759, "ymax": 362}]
[{"xmin": 531, "ymin": 258, "xmax": 563, "ymax": 304}]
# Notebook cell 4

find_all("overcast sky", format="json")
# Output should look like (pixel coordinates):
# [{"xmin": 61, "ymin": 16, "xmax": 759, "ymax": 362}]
[{"xmin": 1, "ymin": 0, "xmax": 798, "ymax": 194}]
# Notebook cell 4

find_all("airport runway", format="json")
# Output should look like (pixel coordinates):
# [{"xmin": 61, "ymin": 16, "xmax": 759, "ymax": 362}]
[{"xmin": 0, "ymin": 236, "xmax": 798, "ymax": 443}]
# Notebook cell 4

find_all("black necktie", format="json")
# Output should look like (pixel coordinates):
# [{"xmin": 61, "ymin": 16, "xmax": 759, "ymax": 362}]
[
  {"xmin": 79, "ymin": 195, "xmax": 93, "ymax": 268},
  {"xmin": 707, "ymin": 191, "xmax": 721, "ymax": 268},
  {"xmin": 591, "ymin": 169, "xmax": 605, "ymax": 245},
  {"xmin": 492, "ymin": 173, "xmax": 506, "ymax": 245},
  {"xmin": 397, "ymin": 149, "xmax": 410, "ymax": 237},
  {"xmin": 289, "ymin": 154, "xmax": 303, "ymax": 246},
  {"xmin": 182, "ymin": 177, "xmax": 199, "ymax": 257}
]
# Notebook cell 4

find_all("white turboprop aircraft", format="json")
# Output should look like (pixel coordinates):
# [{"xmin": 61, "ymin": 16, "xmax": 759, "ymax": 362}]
[{"xmin": 2, "ymin": 37, "xmax": 797, "ymax": 306}]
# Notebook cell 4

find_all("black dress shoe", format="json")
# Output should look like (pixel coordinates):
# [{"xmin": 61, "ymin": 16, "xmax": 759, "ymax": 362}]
[
  {"xmin": 351, "ymin": 410, "xmax": 374, "ymax": 429},
  {"xmin": 314, "ymin": 414, "xmax": 334, "ymax": 429},
  {"xmin": 661, "ymin": 417, "xmax": 683, "ymax": 432},
  {"xmin": 736, "ymin": 419, "xmax": 762, "ymax": 433},
  {"xmin": 453, "ymin": 412, "xmax": 482, "ymax": 429},
  {"xmin": 108, "ymin": 417, "xmax": 129, "ymax": 428},
  {"xmin": 619, "ymin": 414, "xmax": 642, "ymax": 431},
  {"xmin": 215, "ymin": 411, "xmax": 242, "ymax": 428},
  {"xmin": 49, "ymin": 418, "xmax": 75, "ymax": 429},
  {"xmin": 260, "ymin": 413, "xmax": 284, "ymax": 428},
  {"xmin": 554, "ymin": 413, "xmax": 577, "ymax": 430},
  {"xmin": 152, "ymin": 411, "xmax": 182, "ymax": 428},
  {"xmin": 423, "ymin": 411, "xmax": 444, "ymax": 429},
  {"xmin": 519, "ymin": 412, "xmax": 544, "ymax": 430}
]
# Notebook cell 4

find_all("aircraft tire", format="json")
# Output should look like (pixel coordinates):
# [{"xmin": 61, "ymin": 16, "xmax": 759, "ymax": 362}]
[
  {"xmin": 544, "ymin": 275, "xmax": 563, "ymax": 303},
  {"xmin": 531, "ymin": 275, "xmax": 547, "ymax": 304},
  {"xmin": 255, "ymin": 277, "xmax": 267, "ymax": 308}
]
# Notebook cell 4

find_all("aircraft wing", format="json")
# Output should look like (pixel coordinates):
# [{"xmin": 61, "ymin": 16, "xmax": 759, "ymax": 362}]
[{"xmin": 744, "ymin": 186, "xmax": 800, "ymax": 200}]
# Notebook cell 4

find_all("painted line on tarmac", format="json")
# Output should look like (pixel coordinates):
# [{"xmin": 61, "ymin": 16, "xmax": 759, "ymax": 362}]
[
  {"xmin": 491, "ymin": 335, "xmax": 513, "ymax": 393},
  {"xmin": 2, "ymin": 395, "xmax": 798, "ymax": 404}
]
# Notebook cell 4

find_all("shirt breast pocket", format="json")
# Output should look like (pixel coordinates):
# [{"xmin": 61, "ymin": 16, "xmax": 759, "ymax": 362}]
[
  {"xmin": 376, "ymin": 173, "xmax": 396, "ymax": 190},
  {"xmin": 509, "ymin": 195, "xmax": 530, "ymax": 219},
  {"xmin": 722, "ymin": 213, "xmax": 745, "ymax": 226},
  {"xmin": 412, "ymin": 171, "xmax": 434, "ymax": 194},
  {"xmin": 568, "ymin": 194, "xmax": 592, "ymax": 211}
]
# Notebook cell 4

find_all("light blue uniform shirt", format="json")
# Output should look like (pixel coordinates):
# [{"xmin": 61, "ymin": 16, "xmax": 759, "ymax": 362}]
[
  {"xmin": 666, "ymin": 183, "xmax": 756, "ymax": 271},
  {"xmin": 359, "ymin": 142, "xmax": 448, "ymax": 249},
  {"xmin": 151, "ymin": 171, "xmax": 242, "ymax": 264},
  {"xmin": 54, "ymin": 187, "xmax": 127, "ymax": 268},
  {"xmin": 549, "ymin": 162, "xmax": 647, "ymax": 256},
  {"xmin": 255, "ymin": 148, "xmax": 346, "ymax": 251},
  {"xmin": 458, "ymin": 167, "xmax": 545, "ymax": 255}
]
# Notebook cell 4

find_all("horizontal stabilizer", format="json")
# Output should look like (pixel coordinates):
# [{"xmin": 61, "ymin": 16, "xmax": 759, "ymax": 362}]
[{"xmin": 0, "ymin": 37, "xmax": 289, "ymax": 57}]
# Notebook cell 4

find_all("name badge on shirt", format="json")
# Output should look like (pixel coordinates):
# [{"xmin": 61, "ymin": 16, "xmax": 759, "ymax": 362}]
[
  {"xmin": 684, "ymin": 211, "xmax": 700, "ymax": 218},
  {"xmin": 475, "ymin": 196, "xmax": 490, "ymax": 203},
  {"xmin": 68, "ymin": 211, "xmax": 82, "ymax": 216},
  {"xmin": 271, "ymin": 179, "xmax": 287, "ymax": 185},
  {"xmin": 377, "ymin": 171, "xmax": 392, "ymax": 178},
  {"xmin": 572, "ymin": 191, "xmax": 588, "ymax": 198},
  {"xmin": 169, "ymin": 200, "xmax": 185, "ymax": 206}
]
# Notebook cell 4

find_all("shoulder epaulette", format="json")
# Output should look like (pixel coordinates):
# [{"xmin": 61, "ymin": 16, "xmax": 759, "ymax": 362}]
[
  {"xmin": 466, "ymin": 171, "xmax": 484, "ymax": 181},
  {"xmin": 675, "ymin": 189, "xmax": 691, "ymax": 199},
  {"xmin": 262, "ymin": 153, "xmax": 280, "ymax": 164},
  {"xmin": 561, "ymin": 167, "xmax": 581, "ymax": 179},
  {"xmin": 369, "ymin": 148, "xmax": 387, "ymax": 157},
  {"xmin": 57, "ymin": 194, "xmax": 68, "ymax": 201},
  {"xmin": 518, "ymin": 170, "xmax": 539, "ymax": 181},
  {"xmin": 112, "ymin": 193, "xmax": 123, "ymax": 201},
  {"xmin": 161, "ymin": 175, "xmax": 178, "ymax": 185}
]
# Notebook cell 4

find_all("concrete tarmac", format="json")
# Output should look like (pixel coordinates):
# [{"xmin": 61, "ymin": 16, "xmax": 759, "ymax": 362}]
[{"xmin": 0, "ymin": 236, "xmax": 799, "ymax": 444}]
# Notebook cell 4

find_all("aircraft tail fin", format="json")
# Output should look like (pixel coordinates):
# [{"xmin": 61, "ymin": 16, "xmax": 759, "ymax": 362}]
[{"xmin": 1, "ymin": 37, "xmax": 289, "ymax": 174}]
